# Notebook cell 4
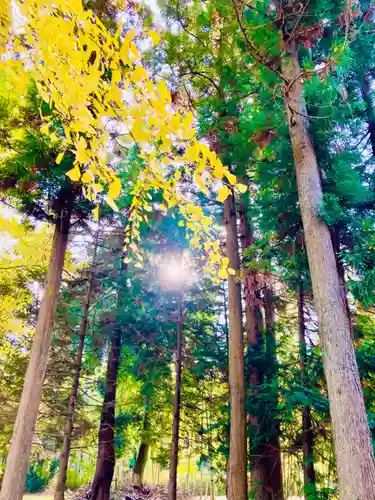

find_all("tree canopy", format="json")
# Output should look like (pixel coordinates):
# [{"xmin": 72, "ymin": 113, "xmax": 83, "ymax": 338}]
[{"xmin": 1, "ymin": 1, "xmax": 375, "ymax": 500}]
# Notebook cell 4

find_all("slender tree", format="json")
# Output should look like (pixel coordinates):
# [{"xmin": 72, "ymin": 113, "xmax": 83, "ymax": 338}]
[
  {"xmin": 168, "ymin": 297, "xmax": 184, "ymax": 500},
  {"xmin": 239, "ymin": 200, "xmax": 270, "ymax": 498},
  {"xmin": 297, "ymin": 280, "xmax": 317, "ymax": 497},
  {"xmin": 281, "ymin": 37, "xmax": 375, "ymax": 496},
  {"xmin": 0, "ymin": 187, "xmax": 73, "ymax": 500},
  {"xmin": 224, "ymin": 193, "xmax": 247, "ymax": 500},
  {"xmin": 229, "ymin": 0, "xmax": 375, "ymax": 494},
  {"xmin": 263, "ymin": 286, "xmax": 283, "ymax": 500},
  {"xmin": 54, "ymin": 229, "xmax": 99, "ymax": 500},
  {"xmin": 90, "ymin": 328, "xmax": 122, "ymax": 500},
  {"xmin": 133, "ymin": 404, "xmax": 151, "ymax": 486}
]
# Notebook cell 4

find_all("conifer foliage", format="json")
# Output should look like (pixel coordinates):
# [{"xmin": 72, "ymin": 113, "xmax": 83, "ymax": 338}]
[{"xmin": 0, "ymin": 1, "xmax": 375, "ymax": 500}]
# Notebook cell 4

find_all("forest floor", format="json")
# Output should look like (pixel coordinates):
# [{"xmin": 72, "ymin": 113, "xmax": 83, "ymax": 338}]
[
  {"xmin": 23, "ymin": 496, "xmax": 227, "ymax": 500},
  {"xmin": 23, "ymin": 489, "xmax": 227, "ymax": 500},
  {"xmin": 23, "ymin": 496, "xmax": 53, "ymax": 500}
]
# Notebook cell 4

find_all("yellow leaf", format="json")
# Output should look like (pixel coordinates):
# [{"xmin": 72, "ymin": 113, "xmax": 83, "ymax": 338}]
[
  {"xmin": 131, "ymin": 66, "xmax": 149, "ymax": 83},
  {"xmin": 192, "ymin": 205, "xmax": 204, "ymax": 219},
  {"xmin": 125, "ymin": 28, "xmax": 137, "ymax": 42},
  {"xmin": 93, "ymin": 205, "xmax": 99, "ymax": 221},
  {"xmin": 228, "ymin": 268, "xmax": 236, "ymax": 276},
  {"xmin": 156, "ymin": 80, "xmax": 171, "ymax": 104},
  {"xmin": 132, "ymin": 122, "xmax": 149, "ymax": 142},
  {"xmin": 194, "ymin": 173, "xmax": 209, "ymax": 195},
  {"xmin": 119, "ymin": 42, "xmax": 131, "ymax": 64},
  {"xmin": 108, "ymin": 177, "xmax": 121, "ymax": 199},
  {"xmin": 112, "ymin": 68, "xmax": 122, "ymax": 83},
  {"xmin": 213, "ymin": 158, "xmax": 225, "ymax": 179},
  {"xmin": 93, "ymin": 183, "xmax": 103, "ymax": 193},
  {"xmin": 178, "ymin": 221, "xmax": 185, "ymax": 227},
  {"xmin": 218, "ymin": 268, "xmax": 228, "ymax": 280},
  {"xmin": 107, "ymin": 196, "xmax": 119, "ymax": 212},
  {"xmin": 75, "ymin": 137, "xmax": 90, "ymax": 164},
  {"xmin": 225, "ymin": 171, "xmax": 237, "ymax": 185},
  {"xmin": 40, "ymin": 123, "xmax": 50, "ymax": 135},
  {"xmin": 217, "ymin": 185, "xmax": 231, "ymax": 203},
  {"xmin": 129, "ymin": 43, "xmax": 141, "ymax": 60},
  {"xmin": 202, "ymin": 216, "xmax": 213, "ymax": 226},
  {"xmin": 147, "ymin": 30, "xmax": 160, "ymax": 45},
  {"xmin": 66, "ymin": 165, "xmax": 81, "ymax": 182},
  {"xmin": 81, "ymin": 171, "xmax": 93, "ymax": 183},
  {"xmin": 56, "ymin": 151, "xmax": 64, "ymax": 164},
  {"xmin": 182, "ymin": 112, "xmax": 194, "ymax": 130},
  {"xmin": 237, "ymin": 183, "xmax": 248, "ymax": 193},
  {"xmin": 184, "ymin": 144, "xmax": 199, "ymax": 163}
]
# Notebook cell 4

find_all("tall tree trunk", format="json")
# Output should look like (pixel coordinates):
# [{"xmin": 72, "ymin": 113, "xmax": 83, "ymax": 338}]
[
  {"xmin": 168, "ymin": 297, "xmax": 183, "ymax": 500},
  {"xmin": 55, "ymin": 230, "xmax": 99, "ymax": 500},
  {"xmin": 282, "ymin": 41, "xmax": 375, "ymax": 498},
  {"xmin": 90, "ymin": 329, "xmax": 121, "ymax": 500},
  {"xmin": 330, "ymin": 227, "xmax": 352, "ymax": 339},
  {"xmin": 0, "ymin": 189, "xmax": 72, "ymax": 500},
  {"xmin": 133, "ymin": 405, "xmax": 151, "ymax": 486},
  {"xmin": 224, "ymin": 193, "xmax": 247, "ymax": 500},
  {"xmin": 297, "ymin": 281, "xmax": 316, "ymax": 497},
  {"xmin": 263, "ymin": 287, "xmax": 283, "ymax": 500},
  {"xmin": 362, "ymin": 71, "xmax": 375, "ymax": 156},
  {"xmin": 239, "ymin": 202, "xmax": 269, "ymax": 499}
]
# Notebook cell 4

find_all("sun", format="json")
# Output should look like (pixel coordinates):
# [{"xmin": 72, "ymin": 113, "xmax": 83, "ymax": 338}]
[{"xmin": 156, "ymin": 251, "xmax": 196, "ymax": 290}]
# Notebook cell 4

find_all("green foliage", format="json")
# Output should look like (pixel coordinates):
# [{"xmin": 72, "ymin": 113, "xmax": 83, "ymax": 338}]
[
  {"xmin": 66, "ymin": 454, "xmax": 96, "ymax": 490},
  {"xmin": 25, "ymin": 459, "xmax": 59, "ymax": 493},
  {"xmin": 318, "ymin": 193, "xmax": 346, "ymax": 226},
  {"xmin": 1, "ymin": 0, "xmax": 375, "ymax": 498}
]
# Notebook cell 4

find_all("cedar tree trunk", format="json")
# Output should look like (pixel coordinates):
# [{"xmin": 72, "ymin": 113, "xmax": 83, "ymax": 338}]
[
  {"xmin": 239, "ymin": 202, "xmax": 269, "ymax": 498},
  {"xmin": 362, "ymin": 71, "xmax": 375, "ymax": 156},
  {"xmin": 282, "ymin": 41, "xmax": 375, "ymax": 498},
  {"xmin": 90, "ymin": 329, "xmax": 121, "ymax": 500},
  {"xmin": 168, "ymin": 298, "xmax": 183, "ymax": 500},
  {"xmin": 0, "ymin": 189, "xmax": 72, "ymax": 500},
  {"xmin": 263, "ymin": 287, "xmax": 283, "ymax": 500},
  {"xmin": 54, "ymin": 231, "xmax": 99, "ymax": 500},
  {"xmin": 225, "ymin": 193, "xmax": 247, "ymax": 500},
  {"xmin": 297, "ymin": 280, "xmax": 316, "ymax": 497},
  {"xmin": 133, "ymin": 404, "xmax": 151, "ymax": 486}
]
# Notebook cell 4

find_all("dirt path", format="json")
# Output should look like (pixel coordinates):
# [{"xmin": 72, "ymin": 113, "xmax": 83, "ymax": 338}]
[{"xmin": 23, "ymin": 496, "xmax": 53, "ymax": 500}]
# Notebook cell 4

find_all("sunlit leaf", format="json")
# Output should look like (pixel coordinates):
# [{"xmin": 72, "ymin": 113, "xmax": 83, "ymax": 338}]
[
  {"xmin": 237, "ymin": 183, "xmax": 248, "ymax": 194},
  {"xmin": 66, "ymin": 165, "xmax": 81, "ymax": 182},
  {"xmin": 56, "ymin": 151, "xmax": 64, "ymax": 165},
  {"xmin": 217, "ymin": 185, "xmax": 231, "ymax": 203},
  {"xmin": 93, "ymin": 205, "xmax": 99, "ymax": 221}
]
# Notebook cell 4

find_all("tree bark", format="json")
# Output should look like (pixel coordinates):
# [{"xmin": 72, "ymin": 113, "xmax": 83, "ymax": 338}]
[
  {"xmin": 362, "ymin": 71, "xmax": 375, "ymax": 156},
  {"xmin": 330, "ymin": 227, "xmax": 353, "ymax": 339},
  {"xmin": 282, "ymin": 42, "xmax": 375, "ymax": 498},
  {"xmin": 133, "ymin": 406, "xmax": 151, "ymax": 486},
  {"xmin": 297, "ymin": 281, "xmax": 316, "ymax": 497},
  {"xmin": 90, "ymin": 329, "xmax": 121, "ymax": 500},
  {"xmin": 263, "ymin": 287, "xmax": 283, "ymax": 500},
  {"xmin": 224, "ymin": 193, "xmax": 247, "ymax": 500},
  {"xmin": 54, "ymin": 231, "xmax": 99, "ymax": 500},
  {"xmin": 238, "ymin": 202, "xmax": 269, "ymax": 499},
  {"xmin": 0, "ymin": 189, "xmax": 72, "ymax": 500},
  {"xmin": 168, "ymin": 297, "xmax": 183, "ymax": 500}
]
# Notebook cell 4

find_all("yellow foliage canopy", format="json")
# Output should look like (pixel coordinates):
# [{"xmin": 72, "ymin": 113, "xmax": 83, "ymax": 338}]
[
  {"xmin": 0, "ymin": 0, "xmax": 10, "ymax": 55},
  {"xmin": 1, "ymin": 0, "xmax": 246, "ymax": 278}
]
